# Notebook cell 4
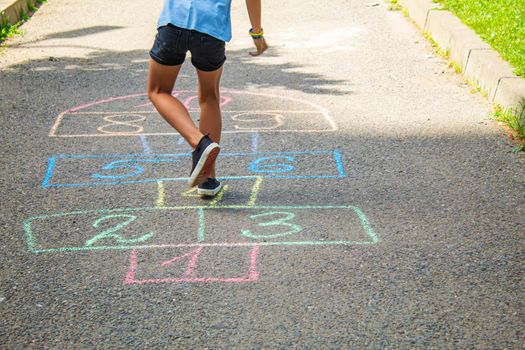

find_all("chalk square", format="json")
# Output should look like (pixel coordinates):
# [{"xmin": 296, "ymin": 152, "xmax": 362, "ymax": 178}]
[
  {"xmin": 124, "ymin": 246, "xmax": 259, "ymax": 284},
  {"xmin": 41, "ymin": 150, "xmax": 346, "ymax": 188},
  {"xmin": 54, "ymin": 111, "xmax": 165, "ymax": 137},
  {"xmin": 23, "ymin": 205, "xmax": 379, "ymax": 254},
  {"xmin": 50, "ymin": 90, "xmax": 337, "ymax": 138},
  {"xmin": 52, "ymin": 111, "xmax": 335, "ymax": 137},
  {"xmin": 23, "ymin": 208, "xmax": 201, "ymax": 254},
  {"xmin": 201, "ymin": 206, "xmax": 379, "ymax": 247}
]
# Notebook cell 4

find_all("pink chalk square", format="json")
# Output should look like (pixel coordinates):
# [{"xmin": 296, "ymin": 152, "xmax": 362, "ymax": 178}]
[{"xmin": 124, "ymin": 245, "xmax": 259, "ymax": 285}]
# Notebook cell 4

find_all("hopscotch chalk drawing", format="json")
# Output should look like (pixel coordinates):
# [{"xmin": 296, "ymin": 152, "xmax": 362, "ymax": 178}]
[
  {"xmin": 125, "ymin": 246, "xmax": 260, "ymax": 284},
  {"xmin": 41, "ymin": 150, "xmax": 346, "ymax": 188},
  {"xmin": 49, "ymin": 90, "xmax": 337, "ymax": 137},
  {"xmin": 25, "ymin": 89, "xmax": 379, "ymax": 284},
  {"xmin": 24, "ymin": 205, "xmax": 378, "ymax": 253}
]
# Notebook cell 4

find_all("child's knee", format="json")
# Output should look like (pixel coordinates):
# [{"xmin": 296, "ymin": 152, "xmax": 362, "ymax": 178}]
[
  {"xmin": 147, "ymin": 86, "xmax": 167, "ymax": 102},
  {"xmin": 147, "ymin": 89, "xmax": 155, "ymax": 101},
  {"xmin": 199, "ymin": 91, "xmax": 220, "ymax": 105}
]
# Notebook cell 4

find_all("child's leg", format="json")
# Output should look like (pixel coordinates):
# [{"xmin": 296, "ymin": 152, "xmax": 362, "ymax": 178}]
[
  {"xmin": 147, "ymin": 59, "xmax": 204, "ymax": 148},
  {"xmin": 196, "ymin": 67, "xmax": 224, "ymax": 178}
]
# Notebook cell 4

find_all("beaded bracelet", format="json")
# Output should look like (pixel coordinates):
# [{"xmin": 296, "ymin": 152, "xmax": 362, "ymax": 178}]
[{"xmin": 249, "ymin": 28, "xmax": 264, "ymax": 39}]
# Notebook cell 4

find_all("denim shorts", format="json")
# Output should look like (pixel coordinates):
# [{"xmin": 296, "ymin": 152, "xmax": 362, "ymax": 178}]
[{"xmin": 149, "ymin": 24, "xmax": 226, "ymax": 72}]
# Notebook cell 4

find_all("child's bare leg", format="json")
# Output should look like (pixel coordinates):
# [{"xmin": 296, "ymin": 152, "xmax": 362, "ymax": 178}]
[
  {"xmin": 147, "ymin": 59, "xmax": 204, "ymax": 148},
  {"xmin": 196, "ymin": 67, "xmax": 223, "ymax": 178}
]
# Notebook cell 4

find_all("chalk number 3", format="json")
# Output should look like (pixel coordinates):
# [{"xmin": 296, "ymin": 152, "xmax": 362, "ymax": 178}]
[{"xmin": 241, "ymin": 211, "xmax": 302, "ymax": 239}]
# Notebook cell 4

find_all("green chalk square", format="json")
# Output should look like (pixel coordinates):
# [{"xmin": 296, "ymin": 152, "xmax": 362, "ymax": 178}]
[
  {"xmin": 23, "ymin": 205, "xmax": 379, "ymax": 253},
  {"xmin": 23, "ymin": 207, "xmax": 201, "ymax": 254},
  {"xmin": 200, "ymin": 205, "xmax": 379, "ymax": 246}
]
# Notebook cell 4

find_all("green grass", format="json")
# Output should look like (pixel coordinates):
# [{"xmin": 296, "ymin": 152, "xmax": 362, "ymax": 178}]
[
  {"xmin": 388, "ymin": 0, "xmax": 402, "ymax": 11},
  {"xmin": 0, "ymin": 22, "xmax": 21, "ymax": 43},
  {"xmin": 0, "ymin": 0, "xmax": 47, "ymax": 43},
  {"xmin": 493, "ymin": 99, "xmax": 525, "ymax": 151},
  {"xmin": 434, "ymin": 0, "xmax": 525, "ymax": 77}
]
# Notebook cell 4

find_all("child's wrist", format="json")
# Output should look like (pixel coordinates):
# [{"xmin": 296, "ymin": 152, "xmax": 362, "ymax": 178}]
[{"xmin": 249, "ymin": 28, "xmax": 264, "ymax": 39}]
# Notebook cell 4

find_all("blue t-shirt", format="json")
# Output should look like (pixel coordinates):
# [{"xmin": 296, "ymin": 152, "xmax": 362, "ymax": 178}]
[{"xmin": 157, "ymin": 0, "xmax": 232, "ymax": 42}]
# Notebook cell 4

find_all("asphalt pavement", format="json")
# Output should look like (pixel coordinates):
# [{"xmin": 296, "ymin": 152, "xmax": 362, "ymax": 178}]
[{"xmin": 1, "ymin": 0, "xmax": 524, "ymax": 348}]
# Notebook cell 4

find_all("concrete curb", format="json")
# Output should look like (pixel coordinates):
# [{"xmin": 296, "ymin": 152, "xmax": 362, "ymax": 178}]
[
  {"xmin": 398, "ymin": 0, "xmax": 525, "ymax": 114},
  {"xmin": 0, "ymin": 0, "xmax": 37, "ymax": 25}
]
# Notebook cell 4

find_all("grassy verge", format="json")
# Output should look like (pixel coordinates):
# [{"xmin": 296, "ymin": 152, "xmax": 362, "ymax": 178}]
[
  {"xmin": 393, "ymin": 0, "xmax": 525, "ymax": 150},
  {"xmin": 0, "ymin": 0, "xmax": 47, "ymax": 43},
  {"xmin": 493, "ymin": 100, "xmax": 525, "ymax": 152},
  {"xmin": 388, "ymin": 0, "xmax": 403, "ymax": 11},
  {"xmin": 434, "ymin": 0, "xmax": 525, "ymax": 77},
  {"xmin": 433, "ymin": 0, "xmax": 525, "ymax": 149}
]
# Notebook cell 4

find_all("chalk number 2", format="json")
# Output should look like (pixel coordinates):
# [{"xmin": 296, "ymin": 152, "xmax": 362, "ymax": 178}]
[
  {"xmin": 241, "ymin": 211, "xmax": 302, "ymax": 239},
  {"xmin": 85, "ymin": 214, "xmax": 155, "ymax": 247}
]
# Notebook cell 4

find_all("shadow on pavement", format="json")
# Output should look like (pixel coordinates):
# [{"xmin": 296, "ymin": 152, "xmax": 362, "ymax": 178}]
[
  {"xmin": 42, "ymin": 26, "xmax": 125, "ymax": 40},
  {"xmin": 0, "ymin": 45, "xmax": 351, "ymax": 99}
]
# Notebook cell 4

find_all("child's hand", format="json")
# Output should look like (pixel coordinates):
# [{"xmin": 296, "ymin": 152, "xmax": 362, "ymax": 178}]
[
  {"xmin": 249, "ymin": 37, "xmax": 268, "ymax": 56},
  {"xmin": 248, "ymin": 28, "xmax": 268, "ymax": 56}
]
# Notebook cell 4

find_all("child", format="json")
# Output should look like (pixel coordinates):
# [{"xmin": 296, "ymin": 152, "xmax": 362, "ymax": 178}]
[{"xmin": 147, "ymin": 0, "xmax": 268, "ymax": 197}]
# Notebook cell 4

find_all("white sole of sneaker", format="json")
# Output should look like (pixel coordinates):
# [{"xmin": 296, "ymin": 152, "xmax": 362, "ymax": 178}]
[
  {"xmin": 188, "ymin": 143, "xmax": 220, "ymax": 187},
  {"xmin": 197, "ymin": 183, "xmax": 223, "ymax": 197}
]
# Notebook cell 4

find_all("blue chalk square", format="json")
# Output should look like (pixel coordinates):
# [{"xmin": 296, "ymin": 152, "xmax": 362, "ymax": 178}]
[{"xmin": 41, "ymin": 150, "xmax": 347, "ymax": 188}]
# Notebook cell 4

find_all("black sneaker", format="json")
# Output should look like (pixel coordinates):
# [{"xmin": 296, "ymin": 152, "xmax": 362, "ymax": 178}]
[
  {"xmin": 188, "ymin": 135, "xmax": 220, "ymax": 187},
  {"xmin": 197, "ymin": 178, "xmax": 223, "ymax": 197}
]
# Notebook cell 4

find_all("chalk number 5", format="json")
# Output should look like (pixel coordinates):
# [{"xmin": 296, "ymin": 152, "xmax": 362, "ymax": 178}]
[{"xmin": 241, "ymin": 211, "xmax": 302, "ymax": 239}]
